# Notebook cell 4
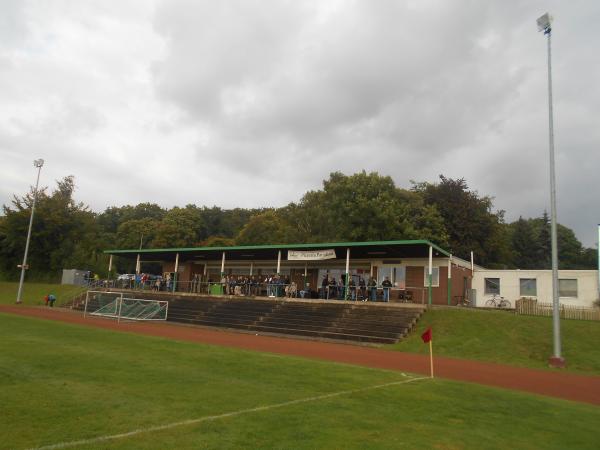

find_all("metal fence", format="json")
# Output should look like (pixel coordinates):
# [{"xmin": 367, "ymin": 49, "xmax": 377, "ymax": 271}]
[
  {"xmin": 515, "ymin": 298, "xmax": 600, "ymax": 321},
  {"xmin": 81, "ymin": 278, "xmax": 427, "ymax": 304}
]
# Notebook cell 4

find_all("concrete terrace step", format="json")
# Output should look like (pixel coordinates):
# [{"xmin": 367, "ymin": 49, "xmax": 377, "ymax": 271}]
[{"xmin": 83, "ymin": 291, "xmax": 422, "ymax": 345}]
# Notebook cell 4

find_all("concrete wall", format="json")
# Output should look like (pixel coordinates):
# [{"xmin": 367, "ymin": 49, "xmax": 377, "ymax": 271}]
[{"xmin": 472, "ymin": 269, "xmax": 599, "ymax": 308}]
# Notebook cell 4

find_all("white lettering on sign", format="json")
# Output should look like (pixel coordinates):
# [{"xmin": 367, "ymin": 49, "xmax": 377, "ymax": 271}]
[{"xmin": 288, "ymin": 249, "xmax": 337, "ymax": 261}]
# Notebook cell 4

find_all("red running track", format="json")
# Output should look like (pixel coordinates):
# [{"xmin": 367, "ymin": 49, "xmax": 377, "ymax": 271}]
[{"xmin": 2, "ymin": 305, "xmax": 600, "ymax": 406}]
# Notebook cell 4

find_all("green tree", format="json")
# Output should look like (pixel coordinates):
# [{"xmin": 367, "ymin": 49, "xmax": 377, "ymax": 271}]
[
  {"xmin": 287, "ymin": 171, "xmax": 449, "ymax": 245},
  {"xmin": 413, "ymin": 175, "xmax": 510, "ymax": 266},
  {"xmin": 151, "ymin": 206, "xmax": 207, "ymax": 248},
  {"xmin": 200, "ymin": 236, "xmax": 236, "ymax": 247},
  {"xmin": 115, "ymin": 218, "xmax": 158, "ymax": 250},
  {"xmin": 510, "ymin": 217, "xmax": 538, "ymax": 269},
  {"xmin": 0, "ymin": 176, "xmax": 98, "ymax": 280},
  {"xmin": 236, "ymin": 210, "xmax": 299, "ymax": 245}
]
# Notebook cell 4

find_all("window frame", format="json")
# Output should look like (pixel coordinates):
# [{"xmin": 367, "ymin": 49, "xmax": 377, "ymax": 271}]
[
  {"xmin": 558, "ymin": 278, "xmax": 578, "ymax": 298},
  {"xmin": 519, "ymin": 278, "xmax": 537, "ymax": 297},
  {"xmin": 423, "ymin": 267, "xmax": 440, "ymax": 287},
  {"xmin": 484, "ymin": 277, "xmax": 500, "ymax": 295}
]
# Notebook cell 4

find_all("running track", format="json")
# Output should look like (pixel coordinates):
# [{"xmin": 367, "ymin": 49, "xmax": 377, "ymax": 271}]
[{"xmin": 2, "ymin": 305, "xmax": 600, "ymax": 406}]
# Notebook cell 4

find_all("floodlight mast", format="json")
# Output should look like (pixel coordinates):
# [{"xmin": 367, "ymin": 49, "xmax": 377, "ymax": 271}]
[
  {"xmin": 16, "ymin": 159, "xmax": 44, "ymax": 304},
  {"xmin": 537, "ymin": 13, "xmax": 564, "ymax": 367}
]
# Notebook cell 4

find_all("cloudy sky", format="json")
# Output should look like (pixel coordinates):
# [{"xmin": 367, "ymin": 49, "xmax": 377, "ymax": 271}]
[{"xmin": 1, "ymin": 0, "xmax": 598, "ymax": 246}]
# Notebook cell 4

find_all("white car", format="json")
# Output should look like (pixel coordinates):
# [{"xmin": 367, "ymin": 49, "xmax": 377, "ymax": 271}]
[{"xmin": 117, "ymin": 274, "xmax": 135, "ymax": 281}]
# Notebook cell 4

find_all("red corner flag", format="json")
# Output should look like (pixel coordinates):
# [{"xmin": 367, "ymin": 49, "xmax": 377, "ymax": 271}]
[
  {"xmin": 421, "ymin": 327, "xmax": 432, "ymax": 343},
  {"xmin": 421, "ymin": 327, "xmax": 434, "ymax": 378}
]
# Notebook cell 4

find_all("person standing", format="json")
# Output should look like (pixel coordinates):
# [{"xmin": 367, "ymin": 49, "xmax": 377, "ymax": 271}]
[
  {"xmin": 349, "ymin": 277, "xmax": 356, "ymax": 301},
  {"xmin": 368, "ymin": 277, "xmax": 377, "ymax": 302},
  {"xmin": 321, "ymin": 275, "xmax": 328, "ymax": 299},
  {"xmin": 382, "ymin": 276, "xmax": 393, "ymax": 302},
  {"xmin": 358, "ymin": 277, "xmax": 366, "ymax": 301}
]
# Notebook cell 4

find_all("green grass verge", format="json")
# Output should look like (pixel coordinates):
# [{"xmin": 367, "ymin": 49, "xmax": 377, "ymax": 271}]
[
  {"xmin": 0, "ymin": 281, "xmax": 84, "ymax": 305},
  {"xmin": 1, "ymin": 313, "xmax": 598, "ymax": 450},
  {"xmin": 392, "ymin": 307, "xmax": 600, "ymax": 375}
]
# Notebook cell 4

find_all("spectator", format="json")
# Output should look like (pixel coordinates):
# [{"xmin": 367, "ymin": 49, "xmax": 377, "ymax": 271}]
[
  {"xmin": 286, "ymin": 281, "xmax": 297, "ymax": 298},
  {"xmin": 321, "ymin": 275, "xmax": 328, "ymax": 299},
  {"xmin": 358, "ymin": 277, "xmax": 366, "ymax": 301},
  {"xmin": 48, "ymin": 293, "xmax": 56, "ymax": 307},
  {"xmin": 349, "ymin": 278, "xmax": 356, "ymax": 301},
  {"xmin": 329, "ymin": 277, "xmax": 337, "ymax": 300},
  {"xmin": 368, "ymin": 277, "xmax": 377, "ymax": 301},
  {"xmin": 382, "ymin": 276, "xmax": 393, "ymax": 302}
]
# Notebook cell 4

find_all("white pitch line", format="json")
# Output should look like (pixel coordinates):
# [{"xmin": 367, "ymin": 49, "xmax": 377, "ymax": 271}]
[{"xmin": 29, "ymin": 376, "xmax": 429, "ymax": 450}]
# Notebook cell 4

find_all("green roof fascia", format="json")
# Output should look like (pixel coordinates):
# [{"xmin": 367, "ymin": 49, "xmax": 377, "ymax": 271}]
[{"xmin": 104, "ymin": 239, "xmax": 451, "ymax": 257}]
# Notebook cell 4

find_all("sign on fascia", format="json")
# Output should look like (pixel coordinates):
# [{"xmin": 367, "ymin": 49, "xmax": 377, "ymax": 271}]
[{"xmin": 288, "ymin": 249, "xmax": 337, "ymax": 261}]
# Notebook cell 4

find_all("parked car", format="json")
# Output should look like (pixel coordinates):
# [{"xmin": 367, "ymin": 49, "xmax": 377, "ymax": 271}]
[{"xmin": 117, "ymin": 274, "xmax": 135, "ymax": 281}]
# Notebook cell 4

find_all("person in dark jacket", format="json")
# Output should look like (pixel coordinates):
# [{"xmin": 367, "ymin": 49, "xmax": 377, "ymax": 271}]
[
  {"xmin": 382, "ymin": 277, "xmax": 393, "ymax": 302},
  {"xmin": 367, "ymin": 277, "xmax": 377, "ymax": 301}
]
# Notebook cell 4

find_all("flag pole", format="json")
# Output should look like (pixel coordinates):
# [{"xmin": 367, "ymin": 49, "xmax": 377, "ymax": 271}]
[{"xmin": 429, "ymin": 340, "xmax": 434, "ymax": 378}]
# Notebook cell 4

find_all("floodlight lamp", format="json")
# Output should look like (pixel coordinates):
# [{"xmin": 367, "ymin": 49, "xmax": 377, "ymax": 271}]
[
  {"xmin": 33, "ymin": 159, "xmax": 44, "ymax": 168},
  {"xmin": 537, "ymin": 13, "xmax": 552, "ymax": 32}
]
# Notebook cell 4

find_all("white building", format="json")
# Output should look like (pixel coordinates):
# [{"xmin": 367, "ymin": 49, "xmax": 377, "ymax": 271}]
[{"xmin": 472, "ymin": 269, "xmax": 599, "ymax": 308}]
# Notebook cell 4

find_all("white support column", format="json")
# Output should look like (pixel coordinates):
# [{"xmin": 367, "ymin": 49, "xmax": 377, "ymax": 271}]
[
  {"xmin": 345, "ymin": 248, "xmax": 350, "ymax": 275},
  {"xmin": 304, "ymin": 262, "xmax": 308, "ymax": 277},
  {"xmin": 173, "ymin": 252, "xmax": 180, "ymax": 292},
  {"xmin": 345, "ymin": 248, "xmax": 350, "ymax": 300},
  {"xmin": 470, "ymin": 251, "xmax": 474, "ymax": 273},
  {"xmin": 250, "ymin": 262, "xmax": 254, "ymax": 276},
  {"xmin": 447, "ymin": 254, "xmax": 452, "ymax": 306},
  {"xmin": 135, "ymin": 254, "xmax": 141, "ymax": 274},
  {"xmin": 277, "ymin": 250, "xmax": 281, "ymax": 274},
  {"xmin": 108, "ymin": 254, "xmax": 113, "ymax": 273},
  {"xmin": 221, "ymin": 251, "xmax": 226, "ymax": 275},
  {"xmin": 203, "ymin": 264, "xmax": 207, "ymax": 276},
  {"xmin": 370, "ymin": 261, "xmax": 374, "ymax": 277},
  {"xmin": 428, "ymin": 246, "xmax": 433, "ymax": 306}
]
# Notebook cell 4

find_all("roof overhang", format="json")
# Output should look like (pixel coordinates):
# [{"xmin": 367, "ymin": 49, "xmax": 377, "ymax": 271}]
[{"xmin": 105, "ymin": 240, "xmax": 451, "ymax": 262}]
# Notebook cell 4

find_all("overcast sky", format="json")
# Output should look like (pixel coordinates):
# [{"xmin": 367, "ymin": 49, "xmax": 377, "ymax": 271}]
[{"xmin": 1, "ymin": 0, "xmax": 598, "ymax": 247}]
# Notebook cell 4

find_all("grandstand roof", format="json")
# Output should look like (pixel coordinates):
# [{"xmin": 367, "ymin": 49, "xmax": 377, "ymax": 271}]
[{"xmin": 104, "ymin": 239, "xmax": 452, "ymax": 262}]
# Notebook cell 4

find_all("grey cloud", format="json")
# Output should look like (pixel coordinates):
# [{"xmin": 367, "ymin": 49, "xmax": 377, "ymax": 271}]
[{"xmin": 0, "ymin": 0, "xmax": 598, "ymax": 247}]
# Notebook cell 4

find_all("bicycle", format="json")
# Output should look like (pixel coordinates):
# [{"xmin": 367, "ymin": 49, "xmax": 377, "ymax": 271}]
[
  {"xmin": 485, "ymin": 294, "xmax": 511, "ymax": 308},
  {"xmin": 455, "ymin": 296, "xmax": 471, "ymax": 307}
]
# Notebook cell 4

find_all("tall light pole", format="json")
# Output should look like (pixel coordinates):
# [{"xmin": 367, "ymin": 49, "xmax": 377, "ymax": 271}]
[
  {"xmin": 537, "ymin": 13, "xmax": 564, "ymax": 368},
  {"xmin": 15, "ymin": 159, "xmax": 45, "ymax": 304}
]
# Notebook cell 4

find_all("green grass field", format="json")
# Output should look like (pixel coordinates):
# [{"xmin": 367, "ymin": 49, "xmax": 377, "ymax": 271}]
[
  {"xmin": 1, "ymin": 313, "xmax": 599, "ymax": 450},
  {"xmin": 393, "ymin": 307, "xmax": 600, "ymax": 375},
  {"xmin": 2, "ymin": 281, "xmax": 600, "ymax": 376},
  {"xmin": 0, "ymin": 281, "xmax": 85, "ymax": 306}
]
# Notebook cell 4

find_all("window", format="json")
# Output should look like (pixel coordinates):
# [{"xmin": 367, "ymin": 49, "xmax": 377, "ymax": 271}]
[
  {"xmin": 559, "ymin": 279, "xmax": 578, "ymax": 298},
  {"xmin": 378, "ymin": 266, "xmax": 392, "ymax": 286},
  {"xmin": 393, "ymin": 266, "xmax": 406, "ymax": 288},
  {"xmin": 519, "ymin": 278, "xmax": 537, "ymax": 297},
  {"xmin": 484, "ymin": 278, "xmax": 500, "ymax": 295},
  {"xmin": 423, "ymin": 267, "xmax": 440, "ymax": 287}
]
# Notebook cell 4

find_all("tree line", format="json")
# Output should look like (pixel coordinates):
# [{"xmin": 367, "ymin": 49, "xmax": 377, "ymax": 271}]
[{"xmin": 0, "ymin": 172, "xmax": 596, "ymax": 280}]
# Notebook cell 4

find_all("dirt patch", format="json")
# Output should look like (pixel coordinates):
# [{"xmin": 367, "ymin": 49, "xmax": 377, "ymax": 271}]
[{"xmin": 3, "ymin": 304, "xmax": 600, "ymax": 406}]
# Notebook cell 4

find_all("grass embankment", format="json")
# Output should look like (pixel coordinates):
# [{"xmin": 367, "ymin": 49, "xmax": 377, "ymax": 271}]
[
  {"xmin": 1, "ymin": 313, "xmax": 599, "ymax": 450},
  {"xmin": 0, "ymin": 281, "xmax": 84, "ymax": 305},
  {"xmin": 393, "ymin": 307, "xmax": 600, "ymax": 375}
]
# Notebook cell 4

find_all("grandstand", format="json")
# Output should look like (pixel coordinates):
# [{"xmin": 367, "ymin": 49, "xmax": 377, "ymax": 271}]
[{"xmin": 72, "ymin": 290, "xmax": 423, "ymax": 344}]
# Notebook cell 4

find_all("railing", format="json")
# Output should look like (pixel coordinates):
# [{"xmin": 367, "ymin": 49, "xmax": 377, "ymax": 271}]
[
  {"xmin": 516, "ymin": 298, "xmax": 600, "ymax": 321},
  {"xmin": 89, "ymin": 279, "xmax": 426, "ymax": 303}
]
